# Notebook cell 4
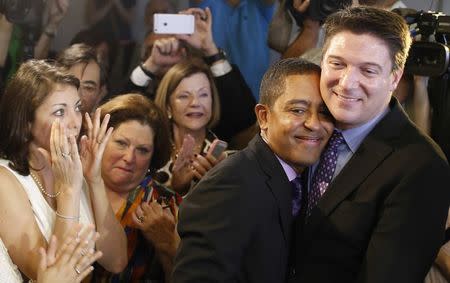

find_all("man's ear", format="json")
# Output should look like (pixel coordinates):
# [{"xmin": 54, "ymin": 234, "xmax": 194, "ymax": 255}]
[
  {"xmin": 255, "ymin": 104, "xmax": 270, "ymax": 131},
  {"xmin": 390, "ymin": 68, "xmax": 404, "ymax": 93}
]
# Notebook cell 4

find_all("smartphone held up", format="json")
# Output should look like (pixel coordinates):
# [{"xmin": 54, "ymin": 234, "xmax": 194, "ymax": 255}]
[
  {"xmin": 153, "ymin": 13, "xmax": 195, "ymax": 34},
  {"xmin": 208, "ymin": 139, "xmax": 228, "ymax": 159}
]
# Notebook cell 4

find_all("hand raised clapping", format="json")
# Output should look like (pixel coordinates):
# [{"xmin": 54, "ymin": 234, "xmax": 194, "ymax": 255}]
[
  {"xmin": 37, "ymin": 225, "xmax": 102, "ymax": 283},
  {"xmin": 79, "ymin": 109, "xmax": 113, "ymax": 185},
  {"xmin": 170, "ymin": 134, "xmax": 196, "ymax": 194}
]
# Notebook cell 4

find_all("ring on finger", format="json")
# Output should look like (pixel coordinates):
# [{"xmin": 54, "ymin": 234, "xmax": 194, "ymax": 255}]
[
  {"xmin": 80, "ymin": 248, "xmax": 88, "ymax": 256},
  {"xmin": 74, "ymin": 266, "xmax": 81, "ymax": 275},
  {"xmin": 138, "ymin": 215, "xmax": 145, "ymax": 223},
  {"xmin": 96, "ymin": 139, "xmax": 103, "ymax": 144},
  {"xmin": 61, "ymin": 152, "xmax": 71, "ymax": 158}
]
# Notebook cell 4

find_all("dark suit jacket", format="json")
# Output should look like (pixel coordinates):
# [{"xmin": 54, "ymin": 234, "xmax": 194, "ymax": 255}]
[
  {"xmin": 293, "ymin": 98, "xmax": 450, "ymax": 283},
  {"xmin": 172, "ymin": 135, "xmax": 293, "ymax": 283}
]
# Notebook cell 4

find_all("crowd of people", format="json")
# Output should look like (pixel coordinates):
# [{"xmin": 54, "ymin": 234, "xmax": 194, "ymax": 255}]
[{"xmin": 0, "ymin": 0, "xmax": 449, "ymax": 283}]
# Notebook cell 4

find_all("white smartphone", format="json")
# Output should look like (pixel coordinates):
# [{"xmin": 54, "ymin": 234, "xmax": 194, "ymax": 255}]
[{"xmin": 153, "ymin": 13, "xmax": 195, "ymax": 35}]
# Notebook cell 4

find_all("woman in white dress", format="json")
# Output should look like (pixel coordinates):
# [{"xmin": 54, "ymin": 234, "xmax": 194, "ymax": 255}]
[{"xmin": 0, "ymin": 60, "xmax": 127, "ymax": 281}]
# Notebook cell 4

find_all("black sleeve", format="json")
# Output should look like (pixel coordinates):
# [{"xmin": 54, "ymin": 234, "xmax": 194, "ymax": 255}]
[
  {"xmin": 212, "ymin": 65, "xmax": 257, "ymax": 142},
  {"xmin": 172, "ymin": 163, "xmax": 255, "ymax": 282},
  {"xmin": 121, "ymin": 77, "xmax": 158, "ymax": 100},
  {"xmin": 123, "ymin": 77, "xmax": 147, "ymax": 94}
]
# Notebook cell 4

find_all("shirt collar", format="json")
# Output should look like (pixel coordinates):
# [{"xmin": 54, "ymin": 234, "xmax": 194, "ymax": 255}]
[
  {"xmin": 339, "ymin": 107, "xmax": 390, "ymax": 153},
  {"xmin": 260, "ymin": 133, "xmax": 298, "ymax": 181},
  {"xmin": 275, "ymin": 155, "xmax": 298, "ymax": 182}
]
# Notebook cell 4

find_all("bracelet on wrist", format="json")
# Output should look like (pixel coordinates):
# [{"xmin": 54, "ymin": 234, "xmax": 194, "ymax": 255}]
[
  {"xmin": 204, "ymin": 48, "xmax": 227, "ymax": 66},
  {"xmin": 140, "ymin": 64, "xmax": 157, "ymax": 80},
  {"xmin": 55, "ymin": 211, "xmax": 80, "ymax": 221}
]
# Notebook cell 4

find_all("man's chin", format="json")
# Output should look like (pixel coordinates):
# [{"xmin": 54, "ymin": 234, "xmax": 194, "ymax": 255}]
[{"xmin": 286, "ymin": 155, "xmax": 319, "ymax": 171}]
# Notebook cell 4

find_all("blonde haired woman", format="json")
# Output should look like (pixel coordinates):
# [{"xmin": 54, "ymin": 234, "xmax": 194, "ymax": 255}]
[{"xmin": 154, "ymin": 59, "xmax": 228, "ymax": 194}]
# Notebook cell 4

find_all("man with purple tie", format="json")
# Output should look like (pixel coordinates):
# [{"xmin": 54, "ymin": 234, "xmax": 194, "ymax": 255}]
[
  {"xmin": 292, "ymin": 6, "xmax": 450, "ymax": 283},
  {"xmin": 172, "ymin": 58, "xmax": 334, "ymax": 282}
]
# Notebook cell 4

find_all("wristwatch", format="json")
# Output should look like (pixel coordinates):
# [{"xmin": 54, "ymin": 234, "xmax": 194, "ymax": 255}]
[
  {"xmin": 139, "ymin": 64, "xmax": 157, "ymax": 80},
  {"xmin": 204, "ymin": 48, "xmax": 227, "ymax": 65}
]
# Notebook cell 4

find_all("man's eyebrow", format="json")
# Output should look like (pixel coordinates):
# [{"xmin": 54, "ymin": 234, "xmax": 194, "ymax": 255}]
[
  {"xmin": 82, "ymin": 80, "xmax": 98, "ymax": 87},
  {"xmin": 285, "ymin": 99, "xmax": 310, "ymax": 106},
  {"xmin": 327, "ymin": 55, "xmax": 383, "ymax": 71}
]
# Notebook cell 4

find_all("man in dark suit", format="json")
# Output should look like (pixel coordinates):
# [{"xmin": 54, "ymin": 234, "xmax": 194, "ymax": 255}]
[
  {"xmin": 171, "ymin": 58, "xmax": 334, "ymax": 282},
  {"xmin": 292, "ymin": 6, "xmax": 450, "ymax": 283}
]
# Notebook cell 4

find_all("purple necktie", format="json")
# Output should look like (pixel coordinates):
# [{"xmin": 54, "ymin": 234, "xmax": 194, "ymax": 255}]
[
  {"xmin": 307, "ymin": 130, "xmax": 345, "ymax": 216},
  {"xmin": 290, "ymin": 175, "xmax": 302, "ymax": 216}
]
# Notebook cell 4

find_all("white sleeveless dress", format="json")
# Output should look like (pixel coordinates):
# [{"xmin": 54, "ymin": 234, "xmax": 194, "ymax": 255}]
[
  {"xmin": 0, "ymin": 159, "xmax": 94, "ymax": 278},
  {"xmin": 0, "ymin": 238, "xmax": 22, "ymax": 283},
  {"xmin": 0, "ymin": 159, "xmax": 94, "ymax": 241}
]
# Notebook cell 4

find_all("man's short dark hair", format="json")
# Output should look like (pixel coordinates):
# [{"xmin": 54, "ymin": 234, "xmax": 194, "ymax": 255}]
[
  {"xmin": 70, "ymin": 28, "xmax": 118, "ymax": 73},
  {"xmin": 322, "ymin": 6, "xmax": 412, "ymax": 71},
  {"xmin": 56, "ymin": 43, "xmax": 107, "ymax": 87},
  {"xmin": 259, "ymin": 58, "xmax": 321, "ymax": 107}
]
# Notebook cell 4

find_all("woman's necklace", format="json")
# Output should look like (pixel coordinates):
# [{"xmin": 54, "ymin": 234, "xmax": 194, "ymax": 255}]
[{"xmin": 30, "ymin": 172, "xmax": 61, "ymax": 198}]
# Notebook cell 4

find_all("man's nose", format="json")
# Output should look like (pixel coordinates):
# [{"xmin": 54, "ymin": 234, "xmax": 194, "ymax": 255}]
[
  {"xmin": 304, "ymin": 111, "xmax": 321, "ymax": 131},
  {"xmin": 339, "ymin": 67, "xmax": 360, "ymax": 90}
]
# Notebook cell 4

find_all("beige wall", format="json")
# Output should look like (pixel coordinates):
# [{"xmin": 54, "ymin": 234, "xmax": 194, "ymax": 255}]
[
  {"xmin": 51, "ymin": 0, "xmax": 153, "ymax": 52},
  {"xmin": 52, "ymin": 0, "xmax": 87, "ymax": 52}
]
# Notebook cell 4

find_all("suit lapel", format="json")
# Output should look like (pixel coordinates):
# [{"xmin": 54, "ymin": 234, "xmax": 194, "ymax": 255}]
[
  {"xmin": 250, "ymin": 135, "xmax": 292, "ymax": 245},
  {"xmin": 320, "ymin": 135, "xmax": 392, "ymax": 213},
  {"xmin": 305, "ymin": 98, "xmax": 410, "ymax": 237}
]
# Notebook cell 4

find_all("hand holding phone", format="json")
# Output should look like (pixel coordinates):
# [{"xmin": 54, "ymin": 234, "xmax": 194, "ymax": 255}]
[{"xmin": 207, "ymin": 139, "xmax": 228, "ymax": 159}]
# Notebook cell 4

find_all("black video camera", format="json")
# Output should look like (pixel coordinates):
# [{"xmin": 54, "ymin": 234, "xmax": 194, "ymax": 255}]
[
  {"xmin": 288, "ymin": 0, "xmax": 352, "ymax": 27},
  {"xmin": 307, "ymin": 0, "xmax": 352, "ymax": 22},
  {"xmin": 395, "ymin": 8, "xmax": 450, "ymax": 77}
]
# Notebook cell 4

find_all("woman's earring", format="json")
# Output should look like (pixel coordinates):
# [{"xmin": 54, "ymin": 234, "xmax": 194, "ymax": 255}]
[{"xmin": 168, "ymin": 112, "xmax": 172, "ymax": 119}]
